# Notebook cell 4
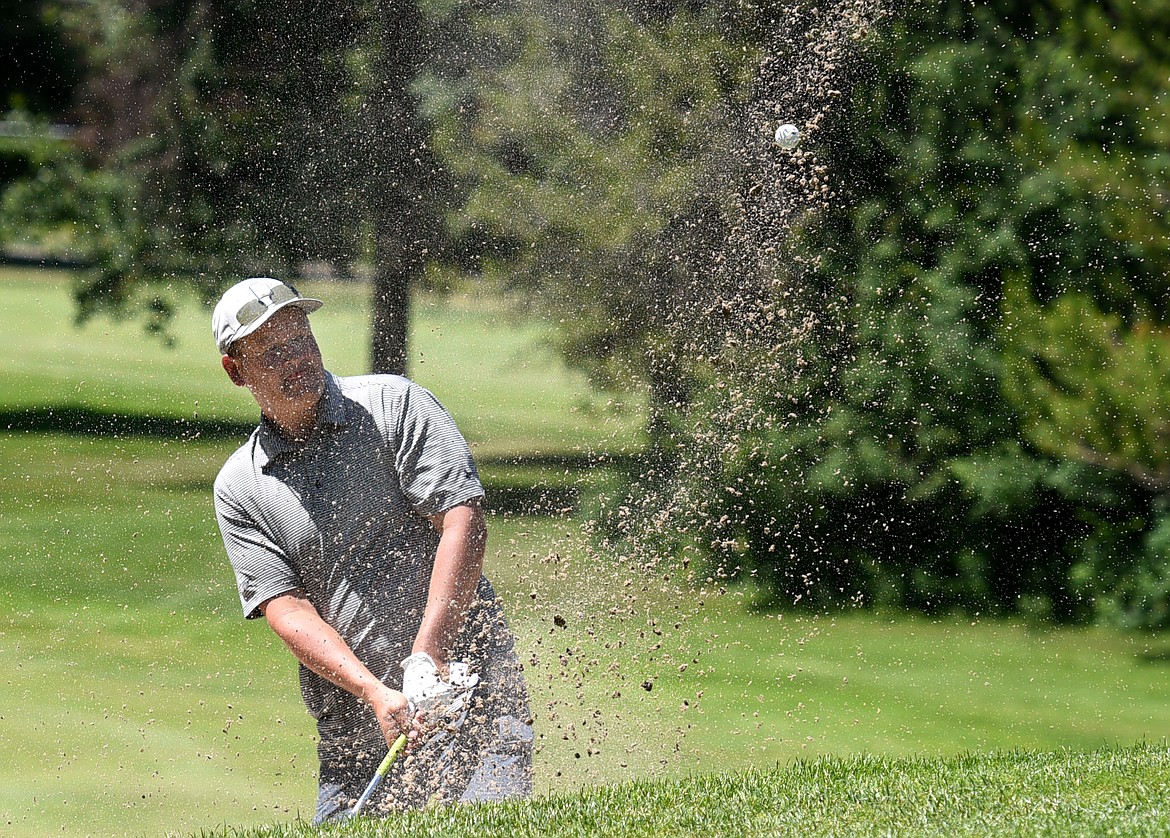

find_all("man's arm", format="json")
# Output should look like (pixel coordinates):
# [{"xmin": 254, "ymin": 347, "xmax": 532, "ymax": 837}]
[
  {"xmin": 261, "ymin": 591, "xmax": 415, "ymax": 748},
  {"xmin": 414, "ymin": 500, "xmax": 487, "ymax": 671}
]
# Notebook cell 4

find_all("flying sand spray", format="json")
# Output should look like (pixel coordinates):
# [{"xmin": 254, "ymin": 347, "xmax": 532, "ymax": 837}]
[{"xmin": 519, "ymin": 0, "xmax": 887, "ymax": 787}]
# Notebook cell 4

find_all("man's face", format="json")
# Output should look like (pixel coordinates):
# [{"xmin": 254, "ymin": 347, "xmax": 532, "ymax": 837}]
[{"xmin": 226, "ymin": 306, "xmax": 326, "ymax": 413}]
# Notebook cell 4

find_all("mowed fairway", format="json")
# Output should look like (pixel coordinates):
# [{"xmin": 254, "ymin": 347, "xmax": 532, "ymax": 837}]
[{"xmin": 1, "ymin": 270, "xmax": 1168, "ymax": 837}]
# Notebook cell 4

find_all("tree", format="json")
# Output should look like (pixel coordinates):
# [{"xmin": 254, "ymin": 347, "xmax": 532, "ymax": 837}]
[
  {"xmin": 418, "ymin": 0, "xmax": 766, "ymax": 452},
  {"xmin": 684, "ymin": 0, "xmax": 1170, "ymax": 627},
  {"xmin": 0, "ymin": 2, "xmax": 81, "ymax": 117},
  {"xmin": 6, "ymin": 0, "xmax": 445, "ymax": 373},
  {"xmin": 0, "ymin": 1, "xmax": 83, "ymax": 233}
]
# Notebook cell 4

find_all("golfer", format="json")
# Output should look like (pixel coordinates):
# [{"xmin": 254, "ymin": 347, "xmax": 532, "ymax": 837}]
[{"xmin": 211, "ymin": 277, "xmax": 532, "ymax": 821}]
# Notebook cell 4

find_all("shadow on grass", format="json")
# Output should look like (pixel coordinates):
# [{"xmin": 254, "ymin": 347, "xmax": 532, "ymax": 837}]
[
  {"xmin": 1136, "ymin": 648, "xmax": 1170, "ymax": 665},
  {"xmin": 0, "ymin": 406, "xmax": 642, "ymax": 516},
  {"xmin": 0, "ymin": 406, "xmax": 254, "ymax": 440},
  {"xmin": 482, "ymin": 484, "xmax": 578, "ymax": 515}
]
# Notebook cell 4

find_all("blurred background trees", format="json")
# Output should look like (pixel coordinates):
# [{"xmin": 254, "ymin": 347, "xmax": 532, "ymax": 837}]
[
  {"xmin": 2, "ymin": 0, "xmax": 443, "ymax": 371},
  {"xmin": 0, "ymin": 1, "xmax": 83, "ymax": 250},
  {"xmin": 417, "ymin": 0, "xmax": 762, "ymax": 453},
  {"xmin": 4, "ymin": 0, "xmax": 1170, "ymax": 628}
]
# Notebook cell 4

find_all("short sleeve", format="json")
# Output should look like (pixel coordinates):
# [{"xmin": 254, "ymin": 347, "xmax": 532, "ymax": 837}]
[
  {"xmin": 213, "ymin": 478, "xmax": 302, "ymax": 619},
  {"xmin": 393, "ymin": 382, "xmax": 485, "ymax": 516}
]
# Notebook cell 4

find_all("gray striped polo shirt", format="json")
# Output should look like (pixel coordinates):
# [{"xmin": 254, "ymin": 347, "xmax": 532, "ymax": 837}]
[{"xmin": 213, "ymin": 373, "xmax": 510, "ymax": 731}]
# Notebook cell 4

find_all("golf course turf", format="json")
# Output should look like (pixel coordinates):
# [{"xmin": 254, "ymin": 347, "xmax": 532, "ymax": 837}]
[{"xmin": 2, "ymin": 270, "xmax": 1167, "ymax": 836}]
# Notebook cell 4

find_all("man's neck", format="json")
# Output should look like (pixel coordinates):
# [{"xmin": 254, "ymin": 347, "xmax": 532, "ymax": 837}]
[{"xmin": 263, "ymin": 396, "xmax": 321, "ymax": 443}]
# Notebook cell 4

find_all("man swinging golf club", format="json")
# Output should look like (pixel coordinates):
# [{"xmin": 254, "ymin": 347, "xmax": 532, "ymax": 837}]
[{"xmin": 211, "ymin": 278, "xmax": 533, "ymax": 821}]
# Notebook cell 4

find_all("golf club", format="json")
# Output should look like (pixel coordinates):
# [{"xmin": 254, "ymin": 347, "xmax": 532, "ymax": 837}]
[
  {"xmin": 347, "ymin": 732, "xmax": 408, "ymax": 819},
  {"xmin": 345, "ymin": 677, "xmax": 479, "ymax": 819}
]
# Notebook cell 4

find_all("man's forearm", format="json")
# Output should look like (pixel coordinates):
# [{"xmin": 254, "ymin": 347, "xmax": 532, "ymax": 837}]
[
  {"xmin": 415, "ymin": 502, "xmax": 487, "ymax": 667},
  {"xmin": 263, "ymin": 592, "xmax": 388, "ymax": 705},
  {"xmin": 263, "ymin": 591, "xmax": 415, "ymax": 747}
]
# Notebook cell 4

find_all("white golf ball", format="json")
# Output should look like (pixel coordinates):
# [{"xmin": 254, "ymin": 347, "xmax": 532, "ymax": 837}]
[{"xmin": 774, "ymin": 123, "xmax": 801, "ymax": 149}]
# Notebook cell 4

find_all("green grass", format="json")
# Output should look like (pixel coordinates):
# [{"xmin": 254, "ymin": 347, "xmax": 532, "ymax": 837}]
[
  {"xmin": 197, "ymin": 744, "xmax": 1170, "ymax": 836},
  {"xmin": 2, "ymin": 269, "xmax": 1169, "ymax": 837},
  {"xmin": 0, "ymin": 268, "xmax": 645, "ymax": 458}
]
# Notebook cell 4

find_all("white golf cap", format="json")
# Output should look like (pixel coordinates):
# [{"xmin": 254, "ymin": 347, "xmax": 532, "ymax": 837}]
[{"xmin": 212, "ymin": 277, "xmax": 323, "ymax": 354}]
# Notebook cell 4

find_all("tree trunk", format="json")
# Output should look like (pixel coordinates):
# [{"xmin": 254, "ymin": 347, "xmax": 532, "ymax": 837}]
[
  {"xmin": 366, "ymin": 0, "xmax": 434, "ymax": 377},
  {"xmin": 370, "ymin": 227, "xmax": 418, "ymax": 375}
]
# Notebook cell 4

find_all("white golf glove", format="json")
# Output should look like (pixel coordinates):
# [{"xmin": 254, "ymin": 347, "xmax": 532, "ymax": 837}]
[{"xmin": 400, "ymin": 652, "xmax": 479, "ymax": 712}]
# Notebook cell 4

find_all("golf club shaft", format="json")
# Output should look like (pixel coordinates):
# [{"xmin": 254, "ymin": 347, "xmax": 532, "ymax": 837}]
[{"xmin": 349, "ymin": 733, "xmax": 408, "ymax": 817}]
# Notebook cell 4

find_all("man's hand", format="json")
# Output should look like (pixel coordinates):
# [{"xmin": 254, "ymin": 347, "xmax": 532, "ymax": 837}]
[
  {"xmin": 401, "ymin": 652, "xmax": 480, "ymax": 711},
  {"xmin": 401, "ymin": 651, "xmax": 452, "ymax": 709},
  {"xmin": 367, "ymin": 683, "xmax": 418, "ymax": 750},
  {"xmin": 261, "ymin": 591, "xmax": 422, "ymax": 750}
]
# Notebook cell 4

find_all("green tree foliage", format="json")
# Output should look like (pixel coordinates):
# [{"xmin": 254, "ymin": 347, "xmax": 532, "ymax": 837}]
[
  {"xmin": 689, "ymin": 0, "xmax": 1170, "ymax": 627},
  {"xmin": 0, "ymin": 2, "xmax": 81, "ymax": 116},
  {"xmin": 0, "ymin": 1, "xmax": 83, "ymax": 227},
  {"xmin": 4, "ymin": 0, "xmax": 442, "ymax": 370},
  {"xmin": 418, "ymin": 0, "xmax": 762, "ymax": 438}
]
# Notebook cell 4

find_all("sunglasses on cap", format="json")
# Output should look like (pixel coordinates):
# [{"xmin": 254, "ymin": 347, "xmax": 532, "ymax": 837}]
[{"xmin": 235, "ymin": 282, "xmax": 301, "ymax": 328}]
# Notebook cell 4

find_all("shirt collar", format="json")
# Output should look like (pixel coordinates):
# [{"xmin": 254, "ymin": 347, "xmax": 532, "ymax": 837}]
[{"xmin": 255, "ymin": 371, "xmax": 347, "ymax": 467}]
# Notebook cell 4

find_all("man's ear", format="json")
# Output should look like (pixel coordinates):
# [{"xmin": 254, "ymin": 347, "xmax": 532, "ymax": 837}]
[{"xmin": 222, "ymin": 354, "xmax": 246, "ymax": 387}]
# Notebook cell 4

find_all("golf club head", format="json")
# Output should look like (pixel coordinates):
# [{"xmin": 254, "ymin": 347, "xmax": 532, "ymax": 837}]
[
  {"xmin": 417, "ymin": 683, "xmax": 476, "ymax": 734},
  {"xmin": 343, "ymin": 684, "xmax": 479, "ymax": 819}
]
